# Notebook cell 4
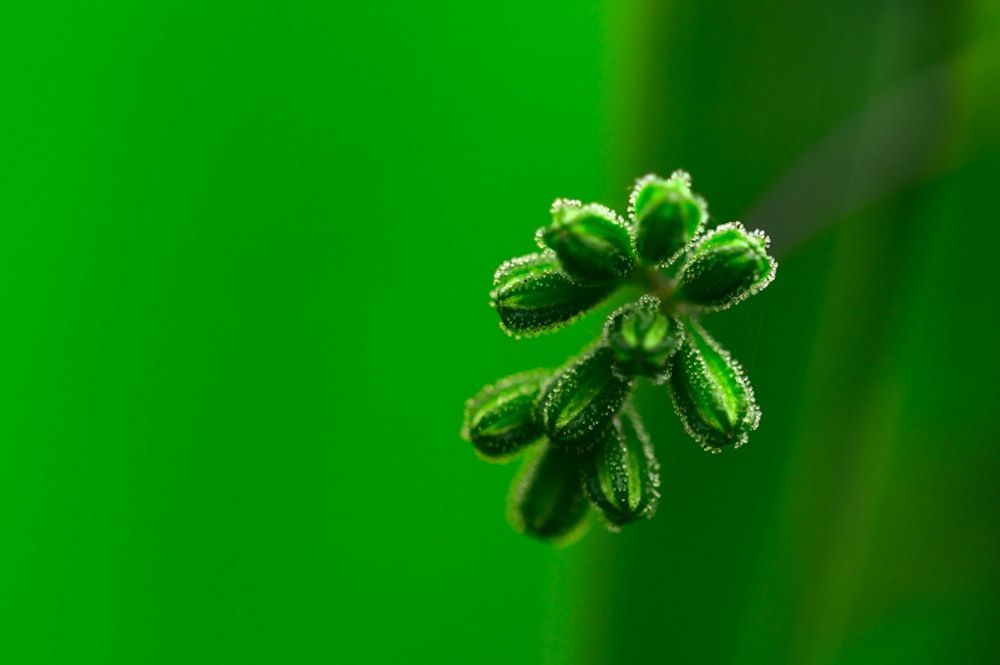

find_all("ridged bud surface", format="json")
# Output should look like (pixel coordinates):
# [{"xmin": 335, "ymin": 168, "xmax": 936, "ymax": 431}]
[
  {"xmin": 629, "ymin": 172, "xmax": 706, "ymax": 265},
  {"xmin": 538, "ymin": 200, "xmax": 636, "ymax": 283},
  {"xmin": 604, "ymin": 295, "xmax": 682, "ymax": 380},
  {"xmin": 668, "ymin": 319, "xmax": 760, "ymax": 452},
  {"xmin": 674, "ymin": 222, "xmax": 776, "ymax": 310},
  {"xmin": 461, "ymin": 369, "xmax": 550, "ymax": 460},
  {"xmin": 507, "ymin": 443, "xmax": 589, "ymax": 544},
  {"xmin": 537, "ymin": 346, "xmax": 632, "ymax": 449},
  {"xmin": 491, "ymin": 253, "xmax": 614, "ymax": 337},
  {"xmin": 581, "ymin": 407, "xmax": 660, "ymax": 527}
]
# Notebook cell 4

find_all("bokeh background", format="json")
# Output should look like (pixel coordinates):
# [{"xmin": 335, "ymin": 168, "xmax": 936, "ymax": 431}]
[{"xmin": 3, "ymin": 1, "xmax": 998, "ymax": 663}]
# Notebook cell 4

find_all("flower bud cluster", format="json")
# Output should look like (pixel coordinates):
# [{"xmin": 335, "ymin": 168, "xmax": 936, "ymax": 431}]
[{"xmin": 463, "ymin": 172, "xmax": 777, "ymax": 543}]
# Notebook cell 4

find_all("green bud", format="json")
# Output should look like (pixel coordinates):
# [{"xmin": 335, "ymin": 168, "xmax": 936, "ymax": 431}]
[
  {"xmin": 674, "ymin": 222, "xmax": 776, "ymax": 310},
  {"xmin": 629, "ymin": 171, "xmax": 707, "ymax": 265},
  {"xmin": 604, "ymin": 295, "xmax": 683, "ymax": 380},
  {"xmin": 581, "ymin": 406, "xmax": 660, "ymax": 528},
  {"xmin": 508, "ymin": 442, "xmax": 589, "ymax": 544},
  {"xmin": 538, "ymin": 200, "xmax": 636, "ymax": 283},
  {"xmin": 537, "ymin": 346, "xmax": 632, "ymax": 448},
  {"xmin": 491, "ymin": 253, "xmax": 614, "ymax": 337},
  {"xmin": 668, "ymin": 319, "xmax": 760, "ymax": 452},
  {"xmin": 461, "ymin": 369, "xmax": 550, "ymax": 461}
]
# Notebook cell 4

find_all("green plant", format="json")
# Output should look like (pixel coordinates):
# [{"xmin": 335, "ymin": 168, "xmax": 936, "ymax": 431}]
[{"xmin": 461, "ymin": 172, "xmax": 777, "ymax": 544}]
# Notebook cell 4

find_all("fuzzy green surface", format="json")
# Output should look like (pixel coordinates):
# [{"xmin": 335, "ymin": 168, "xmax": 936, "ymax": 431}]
[
  {"xmin": 508, "ymin": 443, "xmax": 591, "ymax": 544},
  {"xmin": 493, "ymin": 253, "xmax": 616, "ymax": 335},
  {"xmin": 581, "ymin": 409, "xmax": 659, "ymax": 526},
  {"xmin": 668, "ymin": 319, "xmax": 758, "ymax": 451},
  {"xmin": 675, "ymin": 227, "xmax": 773, "ymax": 308},
  {"xmin": 463, "ymin": 369, "xmax": 551, "ymax": 458},
  {"xmin": 633, "ymin": 180, "xmax": 704, "ymax": 264},
  {"xmin": 605, "ymin": 297, "xmax": 682, "ymax": 377},
  {"xmin": 538, "ymin": 346, "xmax": 633, "ymax": 446},
  {"xmin": 542, "ymin": 210, "xmax": 636, "ymax": 283}
]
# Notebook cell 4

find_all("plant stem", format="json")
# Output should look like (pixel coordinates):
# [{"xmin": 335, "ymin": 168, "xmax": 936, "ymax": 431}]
[{"xmin": 631, "ymin": 265, "xmax": 687, "ymax": 316}]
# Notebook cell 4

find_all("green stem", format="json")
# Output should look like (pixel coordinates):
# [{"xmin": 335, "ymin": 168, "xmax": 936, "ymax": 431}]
[{"xmin": 630, "ymin": 265, "xmax": 694, "ymax": 318}]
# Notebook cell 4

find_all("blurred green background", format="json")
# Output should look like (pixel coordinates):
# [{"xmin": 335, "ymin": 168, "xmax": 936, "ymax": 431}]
[{"xmin": 2, "ymin": 1, "xmax": 998, "ymax": 663}]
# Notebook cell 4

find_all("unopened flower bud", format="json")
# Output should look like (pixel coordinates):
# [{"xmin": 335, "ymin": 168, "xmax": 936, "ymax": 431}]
[
  {"xmin": 668, "ymin": 319, "xmax": 760, "ymax": 452},
  {"xmin": 629, "ymin": 172, "xmax": 706, "ymax": 265},
  {"xmin": 581, "ymin": 407, "xmax": 660, "ymax": 527},
  {"xmin": 537, "ymin": 346, "xmax": 632, "ymax": 449},
  {"xmin": 508, "ymin": 442, "xmax": 589, "ymax": 544},
  {"xmin": 461, "ymin": 370, "xmax": 551, "ymax": 460},
  {"xmin": 491, "ymin": 253, "xmax": 614, "ymax": 337},
  {"xmin": 538, "ymin": 200, "xmax": 636, "ymax": 283},
  {"xmin": 604, "ymin": 295, "xmax": 682, "ymax": 380},
  {"xmin": 674, "ymin": 222, "xmax": 776, "ymax": 310}
]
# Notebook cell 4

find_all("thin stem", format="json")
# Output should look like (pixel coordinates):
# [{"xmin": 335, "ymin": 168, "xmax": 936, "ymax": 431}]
[{"xmin": 630, "ymin": 265, "xmax": 692, "ymax": 317}]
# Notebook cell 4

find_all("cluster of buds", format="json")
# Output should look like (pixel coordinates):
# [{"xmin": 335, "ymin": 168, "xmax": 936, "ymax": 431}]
[{"xmin": 461, "ymin": 172, "xmax": 777, "ymax": 544}]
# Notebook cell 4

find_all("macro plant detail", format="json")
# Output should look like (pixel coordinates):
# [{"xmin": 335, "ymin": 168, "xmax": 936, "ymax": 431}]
[{"xmin": 462, "ymin": 171, "xmax": 777, "ymax": 544}]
